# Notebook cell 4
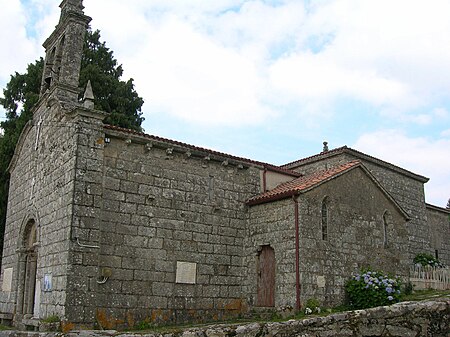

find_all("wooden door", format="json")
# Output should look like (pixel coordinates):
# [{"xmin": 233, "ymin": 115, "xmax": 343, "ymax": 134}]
[{"xmin": 257, "ymin": 245, "xmax": 275, "ymax": 307}]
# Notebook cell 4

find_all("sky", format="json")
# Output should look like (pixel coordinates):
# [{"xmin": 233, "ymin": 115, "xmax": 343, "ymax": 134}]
[{"xmin": 0, "ymin": 0, "xmax": 449, "ymax": 207}]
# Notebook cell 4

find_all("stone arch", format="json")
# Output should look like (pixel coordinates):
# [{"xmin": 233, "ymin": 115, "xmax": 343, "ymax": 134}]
[
  {"xmin": 16, "ymin": 209, "xmax": 41, "ymax": 249},
  {"xmin": 16, "ymin": 215, "xmax": 40, "ymax": 319}
]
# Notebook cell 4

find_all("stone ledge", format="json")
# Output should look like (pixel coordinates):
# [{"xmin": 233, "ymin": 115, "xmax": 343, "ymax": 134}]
[{"xmin": 1, "ymin": 298, "xmax": 449, "ymax": 337}]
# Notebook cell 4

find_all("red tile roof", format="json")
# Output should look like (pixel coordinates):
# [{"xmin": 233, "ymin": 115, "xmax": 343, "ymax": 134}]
[{"xmin": 247, "ymin": 160, "xmax": 361, "ymax": 205}]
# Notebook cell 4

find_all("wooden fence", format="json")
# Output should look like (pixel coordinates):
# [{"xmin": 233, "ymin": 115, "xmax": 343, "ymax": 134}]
[{"xmin": 409, "ymin": 265, "xmax": 450, "ymax": 290}]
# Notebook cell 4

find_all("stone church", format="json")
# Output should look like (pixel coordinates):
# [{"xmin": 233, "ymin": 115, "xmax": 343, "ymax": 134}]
[{"xmin": 0, "ymin": 0, "xmax": 449, "ymax": 330}]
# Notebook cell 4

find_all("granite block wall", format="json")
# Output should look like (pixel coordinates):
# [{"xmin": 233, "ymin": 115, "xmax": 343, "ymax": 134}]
[
  {"xmin": 64, "ymin": 128, "xmax": 262, "ymax": 327},
  {"xmin": 0, "ymin": 98, "xmax": 79, "ymax": 323},
  {"xmin": 247, "ymin": 167, "xmax": 409, "ymax": 311},
  {"xmin": 246, "ymin": 198, "xmax": 296, "ymax": 310},
  {"xmin": 426, "ymin": 205, "xmax": 450, "ymax": 266},
  {"xmin": 297, "ymin": 168, "xmax": 409, "ymax": 307},
  {"xmin": 288, "ymin": 151, "xmax": 431, "ymax": 264}
]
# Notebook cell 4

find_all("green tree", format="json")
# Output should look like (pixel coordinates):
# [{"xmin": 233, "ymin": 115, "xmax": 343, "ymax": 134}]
[
  {"xmin": 0, "ymin": 29, "xmax": 144, "ymax": 256},
  {"xmin": 80, "ymin": 30, "xmax": 144, "ymax": 130}
]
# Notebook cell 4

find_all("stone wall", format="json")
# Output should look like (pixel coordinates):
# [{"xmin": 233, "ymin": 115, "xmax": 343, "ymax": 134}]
[
  {"xmin": 246, "ymin": 198, "xmax": 296, "ymax": 310},
  {"xmin": 426, "ymin": 205, "xmax": 450, "ymax": 266},
  {"xmin": 64, "ymin": 127, "xmax": 262, "ymax": 327},
  {"xmin": 0, "ymin": 98, "xmax": 79, "ymax": 321},
  {"xmin": 63, "ymin": 109, "xmax": 108, "ymax": 325},
  {"xmin": 297, "ymin": 168, "xmax": 409, "ymax": 307},
  {"xmin": 288, "ymin": 151, "xmax": 431, "ymax": 263},
  {"xmin": 1, "ymin": 299, "xmax": 449, "ymax": 337},
  {"xmin": 247, "ymin": 167, "xmax": 410, "ymax": 311}
]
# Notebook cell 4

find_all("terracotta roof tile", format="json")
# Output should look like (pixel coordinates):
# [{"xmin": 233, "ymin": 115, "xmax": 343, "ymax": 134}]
[{"xmin": 247, "ymin": 160, "xmax": 361, "ymax": 206}]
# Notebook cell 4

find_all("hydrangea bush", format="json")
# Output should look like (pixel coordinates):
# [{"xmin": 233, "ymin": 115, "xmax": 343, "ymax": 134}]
[
  {"xmin": 413, "ymin": 253, "xmax": 445, "ymax": 268},
  {"xmin": 345, "ymin": 269, "xmax": 402, "ymax": 309}
]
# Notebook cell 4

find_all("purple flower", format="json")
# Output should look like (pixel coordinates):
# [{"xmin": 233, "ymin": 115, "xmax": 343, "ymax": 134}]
[{"xmin": 388, "ymin": 296, "xmax": 394, "ymax": 301}]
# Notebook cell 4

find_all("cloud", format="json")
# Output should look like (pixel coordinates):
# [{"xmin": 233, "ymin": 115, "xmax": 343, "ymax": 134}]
[
  {"xmin": 267, "ymin": 0, "xmax": 450, "ymax": 122},
  {"xmin": 84, "ymin": 0, "xmax": 285, "ymax": 126},
  {"xmin": 353, "ymin": 130, "xmax": 450, "ymax": 207},
  {"xmin": 0, "ymin": 0, "xmax": 40, "ymax": 82},
  {"xmin": 5, "ymin": 0, "xmax": 449, "ymax": 128}
]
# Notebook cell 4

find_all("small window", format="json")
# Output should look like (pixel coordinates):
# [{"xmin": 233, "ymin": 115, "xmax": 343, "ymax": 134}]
[{"xmin": 321, "ymin": 197, "xmax": 329, "ymax": 240}]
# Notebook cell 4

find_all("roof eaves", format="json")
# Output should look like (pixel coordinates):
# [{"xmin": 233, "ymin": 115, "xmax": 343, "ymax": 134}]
[
  {"xmin": 426, "ymin": 203, "xmax": 450, "ymax": 214},
  {"xmin": 281, "ymin": 146, "xmax": 347, "ymax": 169},
  {"xmin": 298, "ymin": 161, "xmax": 362, "ymax": 194},
  {"xmin": 246, "ymin": 189, "xmax": 299, "ymax": 206},
  {"xmin": 343, "ymin": 147, "xmax": 429, "ymax": 183},
  {"xmin": 283, "ymin": 146, "xmax": 429, "ymax": 183},
  {"xmin": 247, "ymin": 160, "xmax": 361, "ymax": 206},
  {"xmin": 103, "ymin": 124, "xmax": 301, "ymax": 176}
]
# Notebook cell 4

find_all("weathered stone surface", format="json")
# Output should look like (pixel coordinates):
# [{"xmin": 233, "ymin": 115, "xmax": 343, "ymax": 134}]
[
  {"xmin": 1, "ymin": 0, "xmax": 449, "ymax": 331},
  {"xmin": 0, "ymin": 299, "xmax": 449, "ymax": 337}
]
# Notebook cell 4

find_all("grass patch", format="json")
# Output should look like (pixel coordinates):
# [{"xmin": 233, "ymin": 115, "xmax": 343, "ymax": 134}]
[
  {"xmin": 123, "ymin": 289, "xmax": 450, "ymax": 334},
  {"xmin": 0, "ymin": 325, "xmax": 12, "ymax": 331},
  {"xmin": 401, "ymin": 289, "xmax": 450, "ymax": 302}
]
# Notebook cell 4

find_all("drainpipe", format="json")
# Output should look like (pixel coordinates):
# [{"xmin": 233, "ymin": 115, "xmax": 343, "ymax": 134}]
[{"xmin": 292, "ymin": 195, "xmax": 301, "ymax": 311}]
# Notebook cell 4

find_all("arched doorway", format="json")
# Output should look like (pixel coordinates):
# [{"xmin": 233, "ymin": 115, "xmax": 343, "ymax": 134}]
[
  {"xmin": 18, "ymin": 220, "xmax": 38, "ymax": 318},
  {"xmin": 256, "ymin": 245, "xmax": 275, "ymax": 307}
]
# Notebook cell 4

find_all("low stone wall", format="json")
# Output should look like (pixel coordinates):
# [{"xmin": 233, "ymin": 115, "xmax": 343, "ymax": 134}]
[{"xmin": 1, "ymin": 298, "xmax": 449, "ymax": 337}]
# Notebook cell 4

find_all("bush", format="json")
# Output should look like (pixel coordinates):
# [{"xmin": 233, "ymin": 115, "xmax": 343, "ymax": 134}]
[
  {"xmin": 413, "ymin": 253, "xmax": 445, "ymax": 268},
  {"xmin": 345, "ymin": 269, "xmax": 401, "ymax": 309},
  {"xmin": 304, "ymin": 298, "xmax": 321, "ymax": 315}
]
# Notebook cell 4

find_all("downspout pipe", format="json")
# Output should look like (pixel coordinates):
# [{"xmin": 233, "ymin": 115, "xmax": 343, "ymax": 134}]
[{"xmin": 292, "ymin": 195, "xmax": 301, "ymax": 311}]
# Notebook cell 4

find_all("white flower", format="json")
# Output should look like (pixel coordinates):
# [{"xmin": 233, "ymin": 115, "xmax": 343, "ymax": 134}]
[{"xmin": 305, "ymin": 307, "xmax": 312, "ymax": 315}]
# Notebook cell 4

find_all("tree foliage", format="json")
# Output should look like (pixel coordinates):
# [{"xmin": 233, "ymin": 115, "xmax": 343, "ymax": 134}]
[
  {"xmin": 79, "ymin": 30, "xmax": 144, "ymax": 130},
  {"xmin": 0, "ymin": 29, "xmax": 144, "ymax": 255}
]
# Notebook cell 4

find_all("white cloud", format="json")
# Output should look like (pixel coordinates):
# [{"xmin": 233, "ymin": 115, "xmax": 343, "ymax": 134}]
[
  {"xmin": 5, "ymin": 0, "xmax": 449, "ymax": 127},
  {"xmin": 130, "ymin": 18, "xmax": 275, "ymax": 126},
  {"xmin": 267, "ymin": 0, "xmax": 450, "ymax": 121},
  {"xmin": 0, "ymin": 0, "xmax": 40, "ymax": 83},
  {"xmin": 83, "ymin": 0, "xmax": 284, "ymax": 126},
  {"xmin": 353, "ymin": 130, "xmax": 450, "ymax": 207}
]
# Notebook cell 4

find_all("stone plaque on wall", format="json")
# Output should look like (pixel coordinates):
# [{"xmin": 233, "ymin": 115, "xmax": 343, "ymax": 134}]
[
  {"xmin": 176, "ymin": 261, "xmax": 197, "ymax": 284},
  {"xmin": 1, "ymin": 268, "xmax": 13, "ymax": 292},
  {"xmin": 317, "ymin": 275, "xmax": 326, "ymax": 288}
]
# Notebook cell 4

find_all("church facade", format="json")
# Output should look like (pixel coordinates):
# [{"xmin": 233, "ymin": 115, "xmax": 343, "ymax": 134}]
[{"xmin": 0, "ymin": 0, "xmax": 449, "ymax": 330}]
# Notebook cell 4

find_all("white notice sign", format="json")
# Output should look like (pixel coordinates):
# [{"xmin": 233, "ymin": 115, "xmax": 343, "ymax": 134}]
[
  {"xmin": 317, "ymin": 275, "xmax": 326, "ymax": 288},
  {"xmin": 176, "ymin": 261, "xmax": 197, "ymax": 284},
  {"xmin": 2, "ymin": 268, "xmax": 13, "ymax": 292}
]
